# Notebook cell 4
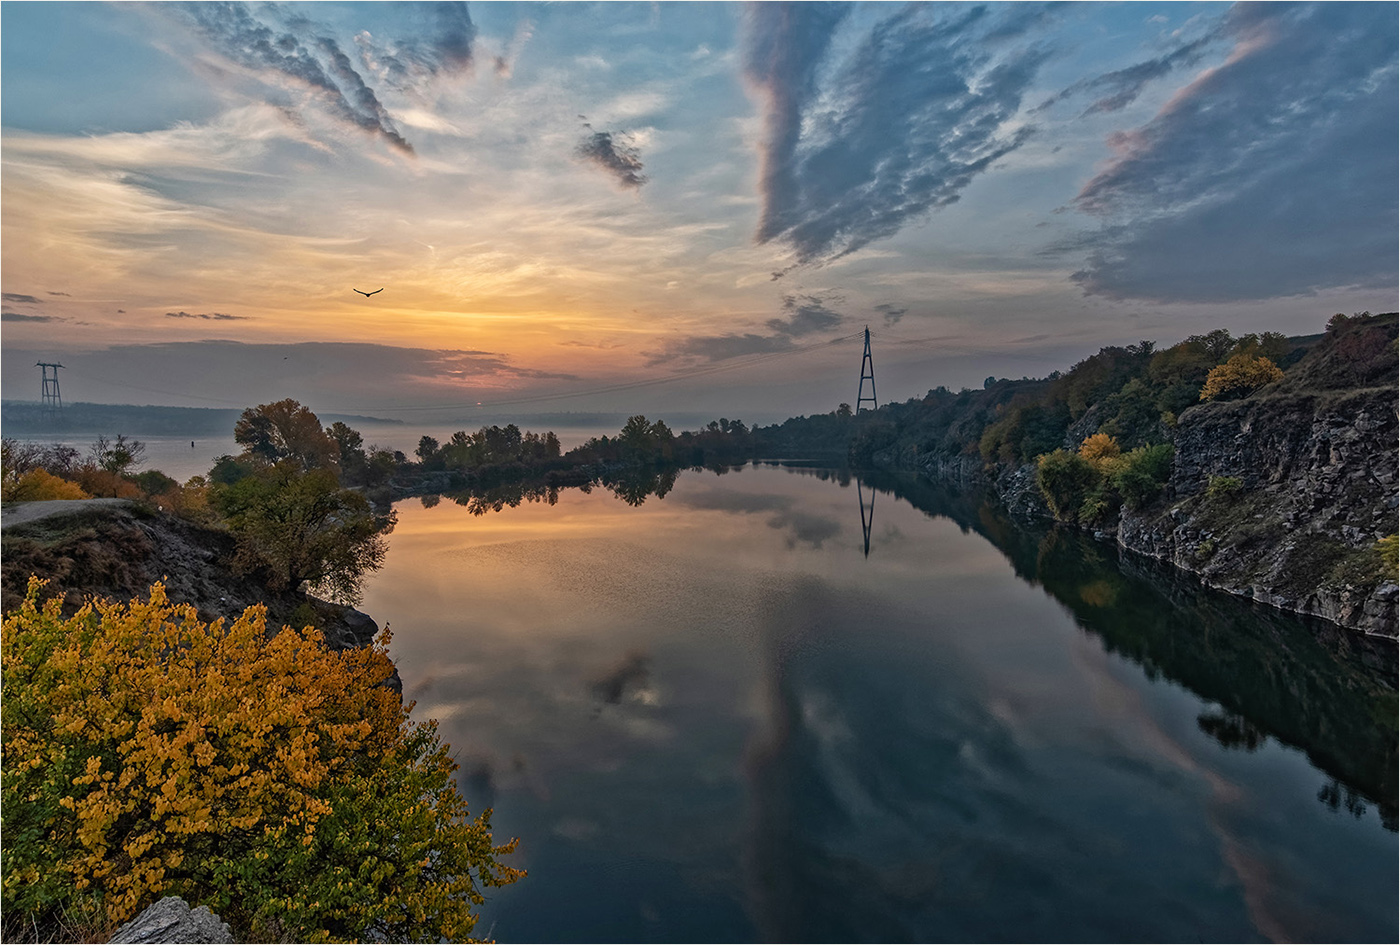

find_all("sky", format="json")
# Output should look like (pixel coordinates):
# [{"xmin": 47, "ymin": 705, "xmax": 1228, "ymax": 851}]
[{"xmin": 2, "ymin": 1, "xmax": 1396, "ymax": 425}]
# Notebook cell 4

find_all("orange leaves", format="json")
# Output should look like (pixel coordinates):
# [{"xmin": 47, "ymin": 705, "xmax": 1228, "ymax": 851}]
[{"xmin": 2, "ymin": 577, "xmax": 521, "ymax": 942}]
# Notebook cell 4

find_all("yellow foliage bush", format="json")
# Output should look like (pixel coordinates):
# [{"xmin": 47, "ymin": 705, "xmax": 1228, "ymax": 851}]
[
  {"xmin": 1, "ymin": 468, "xmax": 90, "ymax": 502},
  {"xmin": 1199, "ymin": 354, "xmax": 1284, "ymax": 401},
  {"xmin": 2, "ymin": 580, "xmax": 522, "ymax": 942},
  {"xmin": 1077, "ymin": 432, "xmax": 1123, "ymax": 472}
]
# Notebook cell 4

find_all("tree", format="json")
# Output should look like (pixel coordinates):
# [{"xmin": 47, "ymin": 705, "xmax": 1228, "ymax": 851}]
[
  {"xmin": 1078, "ymin": 432, "xmax": 1122, "ymax": 470},
  {"xmin": 2, "ymin": 581, "xmax": 523, "ymax": 943},
  {"xmin": 234, "ymin": 400, "xmax": 337, "ymax": 471},
  {"xmin": 415, "ymin": 435, "xmax": 441, "ymax": 467},
  {"xmin": 211, "ymin": 463, "xmax": 395, "ymax": 604},
  {"xmin": 88, "ymin": 434, "xmax": 146, "ymax": 477},
  {"xmin": 1199, "ymin": 354, "xmax": 1284, "ymax": 401},
  {"xmin": 836, "ymin": 403, "xmax": 853, "ymax": 419},
  {"xmin": 1036, "ymin": 449, "xmax": 1099, "ymax": 523}
]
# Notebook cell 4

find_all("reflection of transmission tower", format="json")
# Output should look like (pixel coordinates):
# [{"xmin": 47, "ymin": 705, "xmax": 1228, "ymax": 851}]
[
  {"xmin": 857, "ymin": 476, "xmax": 875, "ymax": 558},
  {"xmin": 36, "ymin": 361, "xmax": 64, "ymax": 422},
  {"xmin": 856, "ymin": 326, "xmax": 877, "ymax": 413}
]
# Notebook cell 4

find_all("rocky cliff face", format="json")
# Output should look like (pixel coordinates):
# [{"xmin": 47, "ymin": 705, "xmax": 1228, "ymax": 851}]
[
  {"xmin": 899, "ymin": 384, "xmax": 1397, "ymax": 638},
  {"xmin": 1117, "ymin": 386, "xmax": 1397, "ymax": 637}
]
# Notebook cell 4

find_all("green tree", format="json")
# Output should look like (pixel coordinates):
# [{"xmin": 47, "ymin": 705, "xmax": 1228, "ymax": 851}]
[
  {"xmin": 211, "ymin": 463, "xmax": 394, "ymax": 605},
  {"xmin": 1036, "ymin": 449, "xmax": 1100, "ymax": 523},
  {"xmin": 88, "ymin": 434, "xmax": 146, "ymax": 477},
  {"xmin": 235, "ymin": 400, "xmax": 338, "ymax": 471}
]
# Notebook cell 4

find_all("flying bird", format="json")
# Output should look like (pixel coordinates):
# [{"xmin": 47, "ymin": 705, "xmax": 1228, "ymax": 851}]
[{"xmin": 353, "ymin": 288, "xmax": 384, "ymax": 297}]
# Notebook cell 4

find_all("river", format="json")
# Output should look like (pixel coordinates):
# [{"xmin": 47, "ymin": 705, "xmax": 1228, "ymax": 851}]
[{"xmin": 358, "ymin": 462, "xmax": 1397, "ymax": 943}]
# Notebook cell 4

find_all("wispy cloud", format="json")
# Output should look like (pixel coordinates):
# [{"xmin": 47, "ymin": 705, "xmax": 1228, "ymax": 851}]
[
  {"xmin": 172, "ymin": 2, "xmax": 415, "ymax": 153},
  {"xmin": 2, "ymin": 293, "xmax": 43, "ymax": 304},
  {"xmin": 648, "ymin": 291, "xmax": 847, "ymax": 364},
  {"xmin": 2, "ymin": 311, "xmax": 60, "ymax": 323},
  {"xmin": 1038, "ymin": 32, "xmax": 1218, "ymax": 116},
  {"xmin": 767, "ymin": 292, "xmax": 844, "ymax": 337},
  {"xmin": 874, "ymin": 303, "xmax": 907, "ymax": 327},
  {"xmin": 1066, "ymin": 2, "xmax": 1399, "ymax": 302},
  {"xmin": 575, "ymin": 128, "xmax": 648, "ymax": 189},
  {"xmin": 354, "ymin": 1, "xmax": 476, "ymax": 92},
  {"xmin": 647, "ymin": 332, "xmax": 795, "ymax": 365},
  {"xmin": 744, "ymin": 3, "xmax": 1051, "ymax": 267},
  {"xmin": 165, "ymin": 311, "xmax": 248, "ymax": 321}
]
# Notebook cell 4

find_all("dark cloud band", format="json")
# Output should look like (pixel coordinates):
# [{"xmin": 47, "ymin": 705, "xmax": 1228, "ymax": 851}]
[
  {"xmin": 744, "ymin": 4, "xmax": 1050, "ymax": 266},
  {"xmin": 1067, "ymin": 2, "xmax": 1399, "ymax": 302}
]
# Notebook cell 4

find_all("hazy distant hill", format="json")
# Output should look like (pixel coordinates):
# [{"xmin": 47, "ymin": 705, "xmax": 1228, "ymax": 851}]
[{"xmin": 1, "ymin": 401, "xmax": 399, "ymax": 437}]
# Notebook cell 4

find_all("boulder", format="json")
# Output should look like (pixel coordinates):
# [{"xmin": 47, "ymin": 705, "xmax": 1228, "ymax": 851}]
[{"xmin": 108, "ymin": 896, "xmax": 234, "ymax": 944}]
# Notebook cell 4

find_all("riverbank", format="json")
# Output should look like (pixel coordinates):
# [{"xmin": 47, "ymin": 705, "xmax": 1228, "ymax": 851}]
[
  {"xmin": 0, "ymin": 498, "xmax": 384, "ymax": 656},
  {"xmin": 878, "ymin": 381, "xmax": 1398, "ymax": 638}
]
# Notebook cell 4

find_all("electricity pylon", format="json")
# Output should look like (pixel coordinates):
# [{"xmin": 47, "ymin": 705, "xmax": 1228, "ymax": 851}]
[{"xmin": 856, "ymin": 327, "xmax": 877, "ymax": 413}]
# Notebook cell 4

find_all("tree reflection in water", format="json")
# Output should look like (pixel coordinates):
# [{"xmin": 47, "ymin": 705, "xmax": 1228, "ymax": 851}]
[{"xmin": 416, "ymin": 462, "xmax": 1396, "ymax": 831}]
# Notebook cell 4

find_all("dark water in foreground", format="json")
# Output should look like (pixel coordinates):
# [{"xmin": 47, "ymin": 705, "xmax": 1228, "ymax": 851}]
[{"xmin": 359, "ymin": 464, "xmax": 1397, "ymax": 943}]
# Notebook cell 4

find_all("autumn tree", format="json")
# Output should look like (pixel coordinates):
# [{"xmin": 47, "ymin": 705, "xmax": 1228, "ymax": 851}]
[
  {"xmin": 1199, "ymin": 354, "xmax": 1284, "ymax": 401},
  {"xmin": 1077, "ymin": 432, "xmax": 1122, "ymax": 470},
  {"xmin": 1, "ymin": 581, "xmax": 523, "ymax": 943},
  {"xmin": 234, "ymin": 399, "xmax": 338, "ymax": 471}
]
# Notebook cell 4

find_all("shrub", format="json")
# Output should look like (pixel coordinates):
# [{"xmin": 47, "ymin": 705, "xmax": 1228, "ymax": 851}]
[
  {"xmin": 2, "ymin": 468, "xmax": 90, "ymax": 502},
  {"xmin": 1207, "ymin": 475, "xmax": 1243, "ymax": 498},
  {"xmin": 1111, "ymin": 444, "xmax": 1174, "ymax": 511},
  {"xmin": 1, "ymin": 581, "xmax": 522, "ymax": 943},
  {"xmin": 1036, "ymin": 449, "xmax": 1100, "ymax": 523},
  {"xmin": 1378, "ymin": 535, "xmax": 1398, "ymax": 579},
  {"xmin": 1199, "ymin": 354, "xmax": 1284, "ymax": 401},
  {"xmin": 1078, "ymin": 433, "xmax": 1122, "ymax": 470}
]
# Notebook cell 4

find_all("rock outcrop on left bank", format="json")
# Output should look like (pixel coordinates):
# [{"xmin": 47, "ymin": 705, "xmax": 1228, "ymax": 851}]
[{"xmin": 0, "ymin": 498, "xmax": 382, "ymax": 654}]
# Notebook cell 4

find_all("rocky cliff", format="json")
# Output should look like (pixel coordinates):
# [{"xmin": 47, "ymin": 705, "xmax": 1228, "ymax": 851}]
[{"xmin": 890, "ymin": 316, "xmax": 1398, "ymax": 639}]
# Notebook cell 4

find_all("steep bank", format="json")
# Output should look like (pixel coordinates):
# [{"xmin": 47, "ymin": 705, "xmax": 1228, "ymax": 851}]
[
  {"xmin": 1117, "ymin": 385, "xmax": 1397, "ymax": 637},
  {"xmin": 0, "ymin": 499, "xmax": 383, "ymax": 654},
  {"xmin": 869, "ymin": 314, "xmax": 1398, "ymax": 638}
]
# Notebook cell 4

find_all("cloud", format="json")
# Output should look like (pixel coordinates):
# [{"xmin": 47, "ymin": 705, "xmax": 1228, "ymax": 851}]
[
  {"xmin": 165, "ymin": 311, "xmax": 248, "ymax": 321},
  {"xmin": 1066, "ymin": 3, "xmax": 1399, "ymax": 302},
  {"xmin": 174, "ymin": 2, "xmax": 413, "ymax": 153},
  {"xmin": 575, "ymin": 129, "xmax": 648, "ymax": 189},
  {"xmin": 874, "ymin": 303, "xmax": 907, "ymax": 327},
  {"xmin": 354, "ymin": 1, "xmax": 476, "ymax": 91},
  {"xmin": 2, "ymin": 311, "xmax": 59, "ymax": 323},
  {"xmin": 742, "ymin": 2, "xmax": 852, "ymax": 247},
  {"xmin": 650, "ymin": 288, "xmax": 853, "ymax": 365},
  {"xmin": 2, "ymin": 293, "xmax": 43, "ymax": 304},
  {"xmin": 1037, "ymin": 33, "xmax": 1217, "ymax": 116},
  {"xmin": 744, "ymin": 4, "xmax": 1050, "ymax": 266},
  {"xmin": 47, "ymin": 291, "xmax": 71, "ymax": 297},
  {"xmin": 767, "ymin": 293, "xmax": 844, "ymax": 337}
]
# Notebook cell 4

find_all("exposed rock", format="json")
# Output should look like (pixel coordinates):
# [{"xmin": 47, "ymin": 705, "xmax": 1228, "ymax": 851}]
[
  {"xmin": 0, "ymin": 499, "xmax": 390, "ymax": 660},
  {"xmin": 899, "ymin": 387, "xmax": 1397, "ymax": 638},
  {"xmin": 108, "ymin": 897, "xmax": 233, "ymax": 944}
]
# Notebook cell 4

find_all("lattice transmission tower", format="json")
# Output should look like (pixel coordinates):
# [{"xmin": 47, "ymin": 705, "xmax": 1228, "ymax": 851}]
[
  {"xmin": 856, "ymin": 326, "xmax": 878, "ymax": 413},
  {"xmin": 36, "ymin": 361, "xmax": 64, "ymax": 422}
]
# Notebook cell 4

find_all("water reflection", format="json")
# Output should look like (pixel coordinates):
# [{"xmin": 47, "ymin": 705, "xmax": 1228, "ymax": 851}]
[
  {"xmin": 376, "ymin": 463, "xmax": 1396, "ymax": 942},
  {"xmin": 854, "ymin": 468, "xmax": 1398, "ymax": 831},
  {"xmin": 857, "ymin": 476, "xmax": 874, "ymax": 558}
]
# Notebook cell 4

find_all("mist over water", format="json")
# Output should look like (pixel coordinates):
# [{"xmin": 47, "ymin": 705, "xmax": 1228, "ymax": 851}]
[{"xmin": 360, "ymin": 464, "xmax": 1397, "ymax": 943}]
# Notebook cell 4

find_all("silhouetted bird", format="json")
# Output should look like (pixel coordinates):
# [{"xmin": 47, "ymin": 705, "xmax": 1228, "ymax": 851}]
[{"xmin": 353, "ymin": 288, "xmax": 384, "ymax": 297}]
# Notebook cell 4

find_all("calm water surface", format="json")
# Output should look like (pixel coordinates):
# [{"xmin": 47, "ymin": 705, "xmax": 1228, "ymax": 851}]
[{"xmin": 359, "ymin": 464, "xmax": 1397, "ymax": 943}]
